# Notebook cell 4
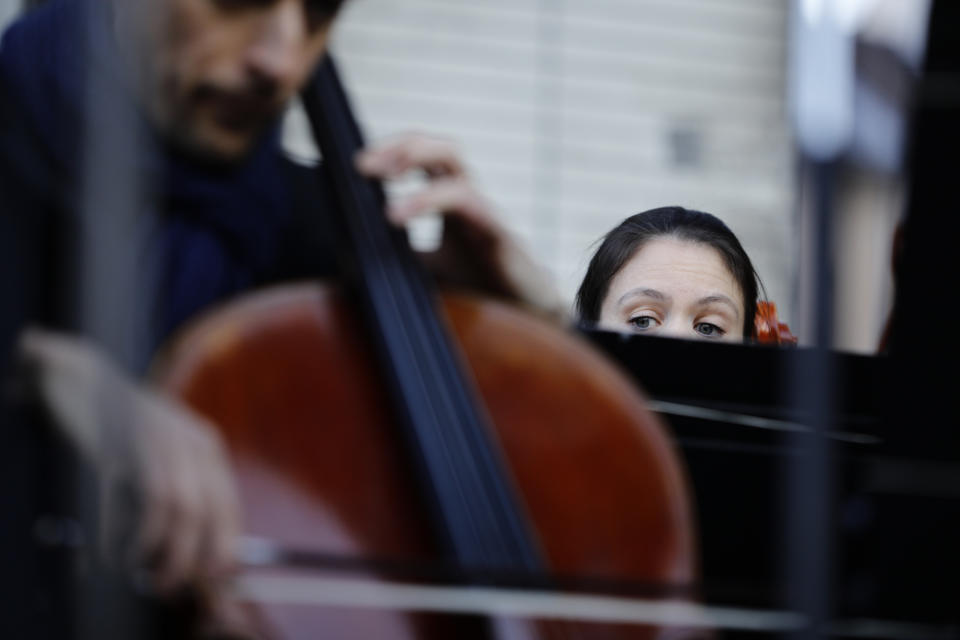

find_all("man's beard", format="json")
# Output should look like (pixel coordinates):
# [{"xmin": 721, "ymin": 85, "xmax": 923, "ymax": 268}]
[{"xmin": 145, "ymin": 71, "xmax": 285, "ymax": 166}]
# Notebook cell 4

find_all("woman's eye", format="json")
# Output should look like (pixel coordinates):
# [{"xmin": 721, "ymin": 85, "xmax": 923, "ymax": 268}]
[
  {"xmin": 213, "ymin": 0, "xmax": 271, "ymax": 9},
  {"xmin": 629, "ymin": 315, "xmax": 658, "ymax": 331},
  {"xmin": 695, "ymin": 322, "xmax": 724, "ymax": 338}
]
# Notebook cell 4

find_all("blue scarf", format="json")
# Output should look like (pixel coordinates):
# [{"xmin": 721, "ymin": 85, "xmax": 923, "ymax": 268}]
[{"xmin": 0, "ymin": 0, "xmax": 292, "ymax": 343}]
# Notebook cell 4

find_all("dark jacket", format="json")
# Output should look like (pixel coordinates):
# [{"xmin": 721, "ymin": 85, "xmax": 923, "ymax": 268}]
[{"xmin": 0, "ymin": 1, "xmax": 337, "ymax": 634}]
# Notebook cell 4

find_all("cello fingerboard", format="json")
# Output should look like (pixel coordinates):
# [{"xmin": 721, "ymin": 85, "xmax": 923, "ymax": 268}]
[{"xmin": 300, "ymin": 57, "xmax": 542, "ymax": 578}]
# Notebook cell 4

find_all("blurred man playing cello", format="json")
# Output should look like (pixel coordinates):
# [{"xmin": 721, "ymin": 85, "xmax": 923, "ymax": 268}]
[{"xmin": 0, "ymin": 0, "xmax": 560, "ymax": 631}]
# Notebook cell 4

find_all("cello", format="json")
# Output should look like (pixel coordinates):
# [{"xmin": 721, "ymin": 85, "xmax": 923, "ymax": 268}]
[{"xmin": 153, "ymin": 56, "xmax": 697, "ymax": 638}]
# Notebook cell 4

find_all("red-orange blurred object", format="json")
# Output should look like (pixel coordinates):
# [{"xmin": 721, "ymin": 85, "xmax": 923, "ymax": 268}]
[
  {"xmin": 754, "ymin": 301, "xmax": 797, "ymax": 345},
  {"xmin": 154, "ymin": 284, "xmax": 698, "ymax": 638}
]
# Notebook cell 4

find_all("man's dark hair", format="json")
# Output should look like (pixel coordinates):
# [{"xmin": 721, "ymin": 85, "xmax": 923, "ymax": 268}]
[
  {"xmin": 310, "ymin": 0, "xmax": 348, "ymax": 18},
  {"xmin": 575, "ymin": 206, "xmax": 762, "ymax": 338}
]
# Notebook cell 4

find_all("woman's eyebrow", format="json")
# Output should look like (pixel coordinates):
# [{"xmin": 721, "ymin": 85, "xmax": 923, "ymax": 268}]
[
  {"xmin": 697, "ymin": 294, "xmax": 740, "ymax": 318},
  {"xmin": 617, "ymin": 287, "xmax": 668, "ymax": 306}
]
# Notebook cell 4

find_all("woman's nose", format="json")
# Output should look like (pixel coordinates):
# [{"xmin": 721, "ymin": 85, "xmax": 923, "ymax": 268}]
[{"xmin": 657, "ymin": 318, "xmax": 690, "ymax": 339}]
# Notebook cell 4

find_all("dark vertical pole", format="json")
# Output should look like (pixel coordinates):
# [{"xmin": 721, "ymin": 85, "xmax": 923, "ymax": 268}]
[
  {"xmin": 783, "ymin": 159, "xmax": 837, "ymax": 640},
  {"xmin": 784, "ymin": 1, "xmax": 851, "ymax": 634},
  {"xmin": 73, "ymin": 1, "xmax": 153, "ymax": 638}
]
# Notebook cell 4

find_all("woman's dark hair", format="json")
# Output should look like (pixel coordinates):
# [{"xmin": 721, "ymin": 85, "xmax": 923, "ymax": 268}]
[{"xmin": 575, "ymin": 206, "xmax": 762, "ymax": 338}]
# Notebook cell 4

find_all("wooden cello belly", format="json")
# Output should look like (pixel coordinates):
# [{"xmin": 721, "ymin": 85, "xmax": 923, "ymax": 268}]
[{"xmin": 153, "ymin": 282, "xmax": 696, "ymax": 638}]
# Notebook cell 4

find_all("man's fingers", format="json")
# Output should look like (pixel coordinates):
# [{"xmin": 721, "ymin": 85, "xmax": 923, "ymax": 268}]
[
  {"xmin": 153, "ymin": 431, "xmax": 206, "ymax": 591},
  {"xmin": 134, "ymin": 426, "xmax": 177, "ymax": 574},
  {"xmin": 356, "ymin": 133, "xmax": 465, "ymax": 179},
  {"xmin": 18, "ymin": 328, "xmax": 128, "ymax": 460},
  {"xmin": 196, "ymin": 429, "xmax": 241, "ymax": 581},
  {"xmin": 18, "ymin": 328, "xmax": 244, "ymax": 591},
  {"xmin": 356, "ymin": 133, "xmax": 508, "ymax": 259},
  {"xmin": 19, "ymin": 328, "xmax": 113, "ymax": 384},
  {"xmin": 136, "ymin": 410, "xmax": 238, "ymax": 590},
  {"xmin": 19, "ymin": 327, "xmax": 76, "ymax": 364},
  {"xmin": 19, "ymin": 327, "xmax": 54, "ymax": 362},
  {"xmin": 388, "ymin": 178, "xmax": 494, "ymax": 229}
]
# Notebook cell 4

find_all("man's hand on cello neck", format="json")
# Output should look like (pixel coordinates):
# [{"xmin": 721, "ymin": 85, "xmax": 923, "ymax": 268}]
[{"xmin": 358, "ymin": 133, "xmax": 570, "ymax": 324}]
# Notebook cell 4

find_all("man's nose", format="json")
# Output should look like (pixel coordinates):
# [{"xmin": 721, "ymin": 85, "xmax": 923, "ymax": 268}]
[{"xmin": 245, "ymin": 0, "xmax": 306, "ymax": 89}]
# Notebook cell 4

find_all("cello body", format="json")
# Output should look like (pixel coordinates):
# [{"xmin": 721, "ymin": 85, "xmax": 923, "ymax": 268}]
[{"xmin": 153, "ymin": 282, "xmax": 697, "ymax": 638}]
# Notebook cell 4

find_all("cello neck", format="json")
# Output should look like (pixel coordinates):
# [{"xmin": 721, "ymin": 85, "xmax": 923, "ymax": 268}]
[{"xmin": 300, "ymin": 56, "xmax": 542, "ymax": 576}]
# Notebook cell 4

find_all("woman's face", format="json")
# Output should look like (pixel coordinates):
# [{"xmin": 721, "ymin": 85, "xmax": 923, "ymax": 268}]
[{"xmin": 598, "ymin": 236, "xmax": 745, "ymax": 342}]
